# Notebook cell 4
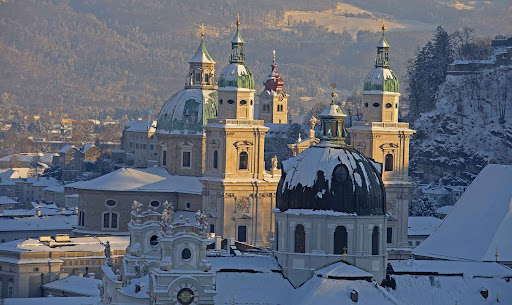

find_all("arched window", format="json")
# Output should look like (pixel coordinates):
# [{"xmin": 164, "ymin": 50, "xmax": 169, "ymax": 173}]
[
  {"xmin": 213, "ymin": 150, "xmax": 218, "ymax": 169},
  {"xmin": 295, "ymin": 224, "xmax": 306, "ymax": 253},
  {"xmin": 385, "ymin": 154, "xmax": 393, "ymax": 172},
  {"xmin": 334, "ymin": 226, "xmax": 348, "ymax": 254},
  {"xmin": 239, "ymin": 152, "xmax": 248, "ymax": 170},
  {"xmin": 372, "ymin": 226, "xmax": 380, "ymax": 255}
]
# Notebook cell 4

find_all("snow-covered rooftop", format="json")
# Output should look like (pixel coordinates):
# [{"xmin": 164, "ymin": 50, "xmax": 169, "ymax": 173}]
[
  {"xmin": 436, "ymin": 205, "xmax": 454, "ymax": 215},
  {"xmin": 0, "ymin": 153, "xmax": 57, "ymax": 164},
  {"xmin": 42, "ymin": 276, "xmax": 101, "ymax": 296},
  {"xmin": 3, "ymin": 297, "xmax": 100, "ymax": 305},
  {"xmin": 66, "ymin": 167, "xmax": 202, "ymax": 194},
  {"xmin": 0, "ymin": 236, "xmax": 129, "ymax": 253},
  {"xmin": 124, "ymin": 120, "xmax": 156, "ymax": 133},
  {"xmin": 0, "ymin": 196, "xmax": 18, "ymax": 205},
  {"xmin": 389, "ymin": 260, "xmax": 512, "ymax": 278},
  {"xmin": 0, "ymin": 215, "xmax": 76, "ymax": 232},
  {"xmin": 413, "ymin": 165, "xmax": 512, "ymax": 262},
  {"xmin": 408, "ymin": 216, "xmax": 442, "ymax": 236}
]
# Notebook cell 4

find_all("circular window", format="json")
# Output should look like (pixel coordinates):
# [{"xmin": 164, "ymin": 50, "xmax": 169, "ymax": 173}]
[
  {"xmin": 333, "ymin": 165, "xmax": 349, "ymax": 183},
  {"xmin": 182, "ymin": 248, "xmax": 192, "ymax": 260},
  {"xmin": 106, "ymin": 200, "xmax": 117, "ymax": 207},
  {"xmin": 364, "ymin": 103, "xmax": 369, "ymax": 108},
  {"xmin": 219, "ymin": 99, "xmax": 223, "ymax": 104},
  {"xmin": 150, "ymin": 200, "xmax": 160, "ymax": 207},
  {"xmin": 385, "ymin": 103, "xmax": 392, "ymax": 108},
  {"xmin": 240, "ymin": 100, "xmax": 247, "ymax": 105},
  {"xmin": 373, "ymin": 103, "xmax": 380, "ymax": 108},
  {"xmin": 150, "ymin": 235, "xmax": 159, "ymax": 247},
  {"xmin": 227, "ymin": 99, "xmax": 235, "ymax": 104},
  {"xmin": 186, "ymin": 202, "xmax": 191, "ymax": 209}
]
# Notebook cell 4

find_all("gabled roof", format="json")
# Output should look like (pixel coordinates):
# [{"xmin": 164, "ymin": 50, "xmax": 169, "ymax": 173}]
[
  {"xmin": 59, "ymin": 145, "xmax": 77, "ymax": 153},
  {"xmin": 413, "ymin": 165, "xmax": 512, "ymax": 262}
]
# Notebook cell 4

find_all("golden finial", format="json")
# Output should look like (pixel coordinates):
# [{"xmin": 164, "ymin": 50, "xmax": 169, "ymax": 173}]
[
  {"xmin": 273, "ymin": 50, "xmax": 276, "ymax": 62},
  {"xmin": 495, "ymin": 246, "xmax": 499, "ymax": 262},
  {"xmin": 343, "ymin": 246, "xmax": 348, "ymax": 261},
  {"xmin": 200, "ymin": 23, "xmax": 205, "ymax": 38},
  {"xmin": 330, "ymin": 83, "xmax": 336, "ymax": 104},
  {"xmin": 236, "ymin": 13, "xmax": 240, "ymax": 28},
  {"xmin": 382, "ymin": 18, "xmax": 386, "ymax": 32}
]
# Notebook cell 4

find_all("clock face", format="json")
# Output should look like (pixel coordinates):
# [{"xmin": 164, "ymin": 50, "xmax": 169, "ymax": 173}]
[
  {"xmin": 386, "ymin": 201, "xmax": 394, "ymax": 212},
  {"xmin": 174, "ymin": 283, "xmax": 199, "ymax": 305},
  {"xmin": 278, "ymin": 93, "xmax": 284, "ymax": 102}
]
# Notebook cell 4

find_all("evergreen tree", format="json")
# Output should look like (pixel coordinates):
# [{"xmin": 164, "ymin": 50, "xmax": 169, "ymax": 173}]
[{"xmin": 409, "ymin": 194, "xmax": 439, "ymax": 217}]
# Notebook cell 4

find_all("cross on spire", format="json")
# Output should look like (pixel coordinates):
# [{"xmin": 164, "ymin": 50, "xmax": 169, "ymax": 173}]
[
  {"xmin": 330, "ymin": 83, "xmax": 337, "ymax": 105},
  {"xmin": 200, "ymin": 23, "xmax": 205, "ymax": 38},
  {"xmin": 273, "ymin": 50, "xmax": 276, "ymax": 63},
  {"xmin": 382, "ymin": 18, "xmax": 386, "ymax": 32},
  {"xmin": 236, "ymin": 13, "xmax": 240, "ymax": 28}
]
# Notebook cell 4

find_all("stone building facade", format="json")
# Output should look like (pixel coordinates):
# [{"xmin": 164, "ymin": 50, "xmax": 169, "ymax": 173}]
[{"xmin": 120, "ymin": 120, "xmax": 158, "ymax": 167}]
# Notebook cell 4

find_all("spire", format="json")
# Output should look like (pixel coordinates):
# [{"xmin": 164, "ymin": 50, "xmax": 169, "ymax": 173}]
[
  {"xmin": 375, "ymin": 18, "xmax": 390, "ymax": 68},
  {"xmin": 263, "ymin": 50, "xmax": 284, "ymax": 92},
  {"xmin": 230, "ymin": 14, "xmax": 245, "ymax": 63},
  {"xmin": 318, "ymin": 83, "xmax": 347, "ymax": 145},
  {"xmin": 189, "ymin": 25, "xmax": 215, "ymax": 64}
]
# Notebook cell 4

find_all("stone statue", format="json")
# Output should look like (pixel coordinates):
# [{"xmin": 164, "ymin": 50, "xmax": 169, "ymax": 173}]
[
  {"xmin": 271, "ymin": 155, "xmax": 278, "ymax": 170},
  {"xmin": 104, "ymin": 240, "xmax": 112, "ymax": 266},
  {"xmin": 167, "ymin": 202, "xmax": 175, "ymax": 225},
  {"xmin": 297, "ymin": 133, "xmax": 302, "ymax": 143},
  {"xmin": 195, "ymin": 210, "xmax": 202, "ymax": 225},
  {"xmin": 309, "ymin": 116, "xmax": 317, "ymax": 131},
  {"xmin": 161, "ymin": 209, "xmax": 168, "ymax": 224}
]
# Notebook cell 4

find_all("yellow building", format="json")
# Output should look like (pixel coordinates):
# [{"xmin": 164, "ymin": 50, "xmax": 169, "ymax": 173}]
[{"xmin": 347, "ymin": 24, "xmax": 415, "ymax": 254}]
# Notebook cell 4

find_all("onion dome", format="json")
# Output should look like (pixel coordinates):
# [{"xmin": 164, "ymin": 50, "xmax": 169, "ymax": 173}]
[
  {"xmin": 263, "ymin": 50, "xmax": 284, "ymax": 92},
  {"xmin": 363, "ymin": 23, "xmax": 399, "ymax": 93},
  {"xmin": 276, "ymin": 87, "xmax": 386, "ymax": 215},
  {"xmin": 218, "ymin": 16, "xmax": 255, "ymax": 90}
]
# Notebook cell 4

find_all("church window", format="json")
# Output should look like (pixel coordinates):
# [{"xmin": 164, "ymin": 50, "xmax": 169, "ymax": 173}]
[
  {"xmin": 210, "ymin": 224, "xmax": 215, "ymax": 234},
  {"xmin": 106, "ymin": 200, "xmax": 117, "ymax": 207},
  {"xmin": 103, "ymin": 213, "xmax": 110, "ymax": 228},
  {"xmin": 385, "ymin": 103, "xmax": 392, "ymax": 108},
  {"xmin": 205, "ymin": 74, "xmax": 209, "ymax": 83},
  {"xmin": 240, "ymin": 100, "xmax": 247, "ymax": 105},
  {"xmin": 334, "ymin": 226, "xmax": 348, "ymax": 255},
  {"xmin": 150, "ymin": 235, "xmax": 159, "ymax": 247},
  {"xmin": 385, "ymin": 154, "xmax": 393, "ymax": 172},
  {"xmin": 239, "ymin": 152, "xmax": 248, "ymax": 170},
  {"xmin": 182, "ymin": 151, "xmax": 191, "ymax": 168},
  {"xmin": 395, "ymin": 104, "xmax": 398, "ymax": 108},
  {"xmin": 150, "ymin": 201, "xmax": 160, "ymax": 207},
  {"xmin": 250, "ymin": 100, "xmax": 253, "ymax": 105},
  {"xmin": 373, "ymin": 103, "xmax": 380, "ymax": 107},
  {"xmin": 295, "ymin": 224, "xmax": 306, "ymax": 253},
  {"xmin": 237, "ymin": 225, "xmax": 247, "ymax": 243},
  {"xmin": 182, "ymin": 248, "xmax": 192, "ymax": 260},
  {"xmin": 186, "ymin": 202, "xmax": 191, "ymax": 209},
  {"xmin": 8, "ymin": 280, "xmax": 13, "ymax": 297},
  {"xmin": 227, "ymin": 99, "xmax": 235, "ymax": 104},
  {"xmin": 111, "ymin": 213, "xmax": 118, "ymax": 228},
  {"xmin": 79, "ymin": 211, "xmax": 85, "ymax": 227},
  {"xmin": 195, "ymin": 73, "xmax": 201, "ymax": 82},
  {"xmin": 387, "ymin": 227, "xmax": 393, "ymax": 243},
  {"xmin": 333, "ymin": 165, "xmax": 348, "ymax": 183},
  {"xmin": 129, "ymin": 142, "xmax": 132, "ymax": 148},
  {"xmin": 213, "ymin": 150, "xmax": 218, "ymax": 169},
  {"xmin": 102, "ymin": 211, "xmax": 119, "ymax": 229},
  {"xmin": 372, "ymin": 226, "xmax": 380, "ymax": 255},
  {"xmin": 162, "ymin": 150, "xmax": 167, "ymax": 166}
]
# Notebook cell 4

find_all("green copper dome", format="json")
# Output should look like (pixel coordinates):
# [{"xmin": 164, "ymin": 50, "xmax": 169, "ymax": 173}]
[{"xmin": 363, "ymin": 67, "xmax": 399, "ymax": 93}]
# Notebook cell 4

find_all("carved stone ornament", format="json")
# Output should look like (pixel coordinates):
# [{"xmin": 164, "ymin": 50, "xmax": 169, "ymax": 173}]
[
  {"xmin": 210, "ymin": 198, "xmax": 217, "ymax": 212},
  {"xmin": 235, "ymin": 197, "xmax": 250, "ymax": 213}
]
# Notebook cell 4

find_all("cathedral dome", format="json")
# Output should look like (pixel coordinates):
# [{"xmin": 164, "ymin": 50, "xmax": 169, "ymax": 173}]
[
  {"xmin": 363, "ymin": 67, "xmax": 399, "ymax": 93},
  {"xmin": 218, "ymin": 63, "xmax": 255, "ymax": 90},
  {"xmin": 156, "ymin": 89, "xmax": 218, "ymax": 135},
  {"xmin": 276, "ymin": 144, "xmax": 386, "ymax": 216}
]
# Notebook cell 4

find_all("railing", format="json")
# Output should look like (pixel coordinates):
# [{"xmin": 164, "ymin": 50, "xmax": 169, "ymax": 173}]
[{"xmin": 351, "ymin": 121, "xmax": 410, "ymax": 129}]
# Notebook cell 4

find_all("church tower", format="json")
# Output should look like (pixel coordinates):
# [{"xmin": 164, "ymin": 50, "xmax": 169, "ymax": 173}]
[
  {"xmin": 258, "ymin": 51, "xmax": 289, "ymax": 124},
  {"xmin": 200, "ymin": 16, "xmax": 281, "ymax": 248},
  {"xmin": 347, "ymin": 22, "xmax": 415, "ymax": 254}
]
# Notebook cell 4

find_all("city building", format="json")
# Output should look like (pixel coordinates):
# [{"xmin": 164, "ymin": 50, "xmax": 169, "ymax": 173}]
[{"xmin": 120, "ymin": 120, "xmax": 158, "ymax": 167}]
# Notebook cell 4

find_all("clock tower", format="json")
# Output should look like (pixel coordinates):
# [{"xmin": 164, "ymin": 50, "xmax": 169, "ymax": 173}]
[{"xmin": 258, "ymin": 50, "xmax": 289, "ymax": 124}]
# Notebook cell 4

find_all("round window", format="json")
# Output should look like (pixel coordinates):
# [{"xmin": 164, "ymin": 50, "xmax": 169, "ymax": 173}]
[
  {"xmin": 373, "ymin": 103, "xmax": 380, "ymax": 108},
  {"xmin": 182, "ymin": 248, "xmax": 192, "ymax": 260},
  {"xmin": 150, "ymin": 235, "xmax": 159, "ymax": 247},
  {"xmin": 227, "ymin": 99, "xmax": 235, "ymax": 104},
  {"xmin": 385, "ymin": 103, "xmax": 392, "ymax": 108},
  {"xmin": 240, "ymin": 100, "xmax": 247, "ymax": 105},
  {"xmin": 364, "ymin": 103, "xmax": 369, "ymax": 108},
  {"xmin": 333, "ymin": 165, "xmax": 349, "ymax": 183},
  {"xmin": 186, "ymin": 202, "xmax": 191, "ymax": 209},
  {"xmin": 150, "ymin": 200, "xmax": 160, "ymax": 207},
  {"xmin": 106, "ymin": 200, "xmax": 117, "ymax": 207}
]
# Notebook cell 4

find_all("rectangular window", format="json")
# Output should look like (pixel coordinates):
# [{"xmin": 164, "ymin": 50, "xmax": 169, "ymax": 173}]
[
  {"xmin": 150, "ymin": 144, "xmax": 154, "ymax": 150},
  {"xmin": 182, "ymin": 151, "xmax": 191, "ymax": 168},
  {"xmin": 237, "ymin": 225, "xmax": 247, "ymax": 243},
  {"xmin": 111, "ymin": 213, "xmax": 118, "ymax": 229},
  {"xmin": 103, "ymin": 213, "xmax": 110, "ymax": 228},
  {"xmin": 205, "ymin": 74, "xmax": 210, "ymax": 83},
  {"xmin": 162, "ymin": 150, "xmax": 167, "ymax": 166},
  {"xmin": 210, "ymin": 224, "xmax": 215, "ymax": 234},
  {"xmin": 33, "ymin": 267, "xmax": 39, "ymax": 272},
  {"xmin": 143, "ymin": 144, "xmax": 146, "ymax": 149},
  {"xmin": 129, "ymin": 142, "xmax": 132, "ymax": 148},
  {"xmin": 387, "ymin": 227, "xmax": 393, "ymax": 244},
  {"xmin": 195, "ymin": 73, "xmax": 201, "ymax": 82},
  {"xmin": 136, "ymin": 143, "xmax": 140, "ymax": 149}
]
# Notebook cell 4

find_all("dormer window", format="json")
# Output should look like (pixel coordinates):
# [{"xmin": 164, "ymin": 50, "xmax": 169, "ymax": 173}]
[{"xmin": 195, "ymin": 73, "xmax": 201, "ymax": 82}]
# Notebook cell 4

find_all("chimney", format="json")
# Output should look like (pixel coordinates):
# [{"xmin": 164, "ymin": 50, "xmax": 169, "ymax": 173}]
[
  {"xmin": 61, "ymin": 208, "xmax": 66, "ymax": 215},
  {"xmin": 36, "ymin": 208, "xmax": 42, "ymax": 217}
]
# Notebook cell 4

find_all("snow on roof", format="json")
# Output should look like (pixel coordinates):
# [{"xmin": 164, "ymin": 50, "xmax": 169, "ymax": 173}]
[
  {"xmin": 315, "ymin": 261, "xmax": 373, "ymax": 279},
  {"xmin": 189, "ymin": 38, "xmax": 215, "ymax": 64},
  {"xmin": 59, "ymin": 145, "xmax": 77, "ymax": 153},
  {"xmin": 413, "ymin": 165, "xmax": 512, "ymax": 262},
  {"xmin": 209, "ymin": 255, "xmax": 280, "ymax": 273},
  {"xmin": 279, "ymin": 208, "xmax": 356, "ymax": 217},
  {"xmin": 32, "ymin": 176, "xmax": 61, "ymax": 187},
  {"xmin": 44, "ymin": 184, "xmax": 65, "ymax": 192},
  {"xmin": 408, "ymin": 216, "xmax": 442, "ymax": 236},
  {"xmin": 4, "ymin": 297, "xmax": 100, "ymax": 305},
  {"xmin": 66, "ymin": 167, "xmax": 202, "ymax": 194},
  {"xmin": 319, "ymin": 103, "xmax": 346, "ymax": 117},
  {"xmin": 0, "ymin": 153, "xmax": 57, "ymax": 164},
  {"xmin": 0, "ymin": 215, "xmax": 76, "ymax": 232},
  {"xmin": 390, "ymin": 274, "xmax": 512, "ymax": 305},
  {"xmin": 81, "ymin": 143, "xmax": 95, "ymax": 153},
  {"xmin": 124, "ymin": 120, "xmax": 156, "ymax": 133},
  {"xmin": 436, "ymin": 205, "xmax": 454, "ymax": 215},
  {"xmin": 0, "ymin": 168, "xmax": 32, "ymax": 179},
  {"xmin": 0, "ymin": 207, "xmax": 75, "ymax": 217},
  {"xmin": 0, "ymin": 236, "xmax": 129, "ymax": 253},
  {"xmin": 42, "ymin": 276, "xmax": 101, "ymax": 296},
  {"xmin": 0, "ymin": 196, "xmax": 18, "ymax": 205},
  {"xmin": 421, "ymin": 184, "xmax": 451, "ymax": 195},
  {"xmin": 389, "ymin": 260, "xmax": 512, "ymax": 278}
]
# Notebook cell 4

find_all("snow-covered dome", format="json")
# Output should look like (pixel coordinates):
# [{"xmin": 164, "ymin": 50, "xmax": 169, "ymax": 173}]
[
  {"xmin": 277, "ymin": 144, "xmax": 386, "ymax": 215},
  {"xmin": 156, "ymin": 89, "xmax": 218, "ymax": 135},
  {"xmin": 218, "ymin": 62, "xmax": 254, "ymax": 90},
  {"xmin": 363, "ymin": 67, "xmax": 399, "ymax": 93}
]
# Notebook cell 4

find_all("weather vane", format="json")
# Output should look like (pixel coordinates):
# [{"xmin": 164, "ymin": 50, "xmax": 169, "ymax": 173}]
[{"xmin": 200, "ymin": 23, "xmax": 205, "ymax": 38}]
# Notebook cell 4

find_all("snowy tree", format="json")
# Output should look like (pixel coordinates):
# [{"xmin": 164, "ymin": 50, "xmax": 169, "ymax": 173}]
[{"xmin": 409, "ymin": 195, "xmax": 438, "ymax": 217}]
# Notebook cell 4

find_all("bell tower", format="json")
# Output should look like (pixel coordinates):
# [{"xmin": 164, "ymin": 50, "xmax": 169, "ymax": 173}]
[
  {"xmin": 258, "ymin": 50, "xmax": 289, "ymax": 124},
  {"xmin": 200, "ymin": 16, "xmax": 281, "ymax": 248},
  {"xmin": 347, "ymin": 21, "xmax": 415, "ymax": 254}
]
